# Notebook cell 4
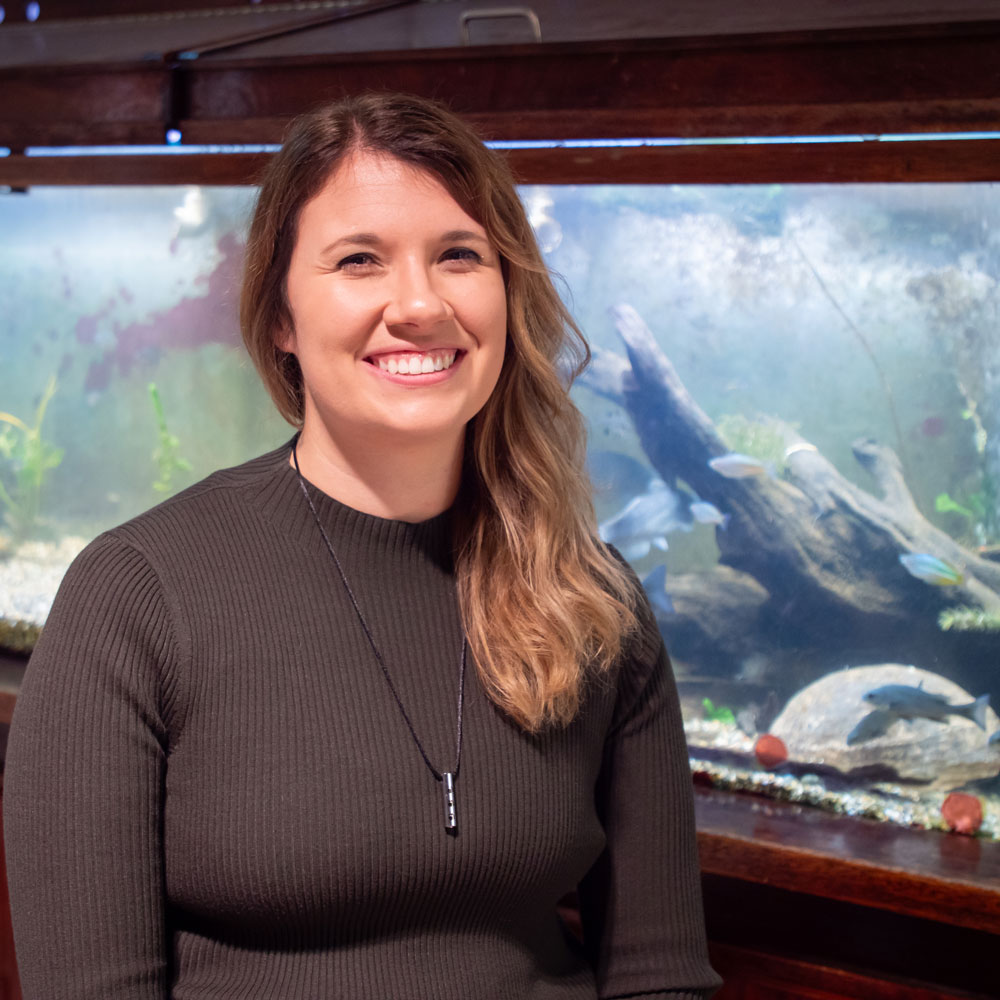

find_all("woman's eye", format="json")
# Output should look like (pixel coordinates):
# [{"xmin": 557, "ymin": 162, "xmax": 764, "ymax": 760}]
[
  {"xmin": 337, "ymin": 252, "xmax": 377, "ymax": 271},
  {"xmin": 441, "ymin": 247, "xmax": 483, "ymax": 265}
]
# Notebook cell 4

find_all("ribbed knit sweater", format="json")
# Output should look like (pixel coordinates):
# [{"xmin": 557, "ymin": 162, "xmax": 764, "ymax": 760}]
[{"xmin": 4, "ymin": 442, "xmax": 721, "ymax": 1000}]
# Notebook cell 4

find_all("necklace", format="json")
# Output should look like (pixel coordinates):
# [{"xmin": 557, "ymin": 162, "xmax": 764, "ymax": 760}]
[{"xmin": 292, "ymin": 439, "xmax": 467, "ymax": 834}]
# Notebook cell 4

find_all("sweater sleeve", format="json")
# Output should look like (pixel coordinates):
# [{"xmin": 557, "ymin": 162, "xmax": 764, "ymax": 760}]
[
  {"xmin": 4, "ymin": 533, "xmax": 176, "ymax": 1000},
  {"xmin": 577, "ymin": 608, "xmax": 722, "ymax": 1000}
]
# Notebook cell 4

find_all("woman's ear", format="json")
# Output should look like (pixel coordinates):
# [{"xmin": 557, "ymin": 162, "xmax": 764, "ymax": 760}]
[{"xmin": 275, "ymin": 324, "xmax": 296, "ymax": 355}]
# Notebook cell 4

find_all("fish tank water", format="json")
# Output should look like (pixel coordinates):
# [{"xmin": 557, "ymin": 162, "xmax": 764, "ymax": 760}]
[{"xmin": 2, "ymin": 179, "xmax": 999, "ymax": 840}]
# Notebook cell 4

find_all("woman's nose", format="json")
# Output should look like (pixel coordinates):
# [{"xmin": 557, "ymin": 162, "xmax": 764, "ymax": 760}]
[{"xmin": 383, "ymin": 262, "xmax": 451, "ymax": 329}]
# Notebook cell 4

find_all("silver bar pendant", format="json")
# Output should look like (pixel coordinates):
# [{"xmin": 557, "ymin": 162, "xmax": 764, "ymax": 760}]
[{"xmin": 442, "ymin": 772, "xmax": 457, "ymax": 831}]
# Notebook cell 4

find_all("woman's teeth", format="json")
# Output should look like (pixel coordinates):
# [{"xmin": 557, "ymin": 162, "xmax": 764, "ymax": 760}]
[{"xmin": 376, "ymin": 351, "xmax": 457, "ymax": 375}]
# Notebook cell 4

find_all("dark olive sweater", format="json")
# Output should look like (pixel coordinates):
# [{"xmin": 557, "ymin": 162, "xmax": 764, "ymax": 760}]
[{"xmin": 4, "ymin": 443, "xmax": 721, "ymax": 999}]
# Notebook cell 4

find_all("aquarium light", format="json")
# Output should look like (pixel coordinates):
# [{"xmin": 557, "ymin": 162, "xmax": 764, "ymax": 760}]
[
  {"xmin": 13, "ymin": 134, "xmax": 1000, "ymax": 158},
  {"xmin": 22, "ymin": 144, "xmax": 284, "ymax": 156},
  {"xmin": 486, "ymin": 132, "xmax": 1000, "ymax": 149}
]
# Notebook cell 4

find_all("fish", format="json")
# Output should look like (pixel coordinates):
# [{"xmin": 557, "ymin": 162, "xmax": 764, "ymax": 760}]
[
  {"xmin": 598, "ymin": 477, "xmax": 693, "ymax": 562},
  {"xmin": 708, "ymin": 453, "xmax": 773, "ymax": 479},
  {"xmin": 689, "ymin": 500, "xmax": 730, "ymax": 529},
  {"xmin": 898, "ymin": 553, "xmax": 965, "ymax": 587},
  {"xmin": 862, "ymin": 683, "xmax": 989, "ymax": 730},
  {"xmin": 587, "ymin": 450, "xmax": 657, "ymax": 507},
  {"xmin": 641, "ymin": 564, "xmax": 675, "ymax": 619},
  {"xmin": 846, "ymin": 708, "xmax": 897, "ymax": 746}
]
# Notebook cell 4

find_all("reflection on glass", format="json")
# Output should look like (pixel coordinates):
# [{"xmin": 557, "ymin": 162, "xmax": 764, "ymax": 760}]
[{"xmin": 2, "ymin": 181, "xmax": 998, "ymax": 838}]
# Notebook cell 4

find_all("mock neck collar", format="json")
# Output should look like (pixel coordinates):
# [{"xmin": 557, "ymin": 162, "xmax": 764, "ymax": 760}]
[{"xmin": 249, "ymin": 439, "xmax": 455, "ymax": 569}]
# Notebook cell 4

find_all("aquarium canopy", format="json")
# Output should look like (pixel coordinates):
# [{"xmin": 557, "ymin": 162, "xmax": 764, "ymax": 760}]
[{"xmin": 1, "ymin": 0, "xmax": 1000, "ymax": 187}]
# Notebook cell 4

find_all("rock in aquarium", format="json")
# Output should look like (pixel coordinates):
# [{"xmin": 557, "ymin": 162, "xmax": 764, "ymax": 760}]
[
  {"xmin": 753, "ymin": 733, "xmax": 788, "ymax": 770},
  {"xmin": 769, "ymin": 664, "xmax": 999, "ymax": 788},
  {"xmin": 941, "ymin": 792, "xmax": 983, "ymax": 835}
]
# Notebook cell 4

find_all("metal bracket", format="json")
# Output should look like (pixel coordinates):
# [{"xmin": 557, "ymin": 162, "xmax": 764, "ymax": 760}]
[
  {"xmin": 459, "ymin": 7, "xmax": 541, "ymax": 45},
  {"xmin": 165, "ymin": 0, "xmax": 417, "ymax": 62}
]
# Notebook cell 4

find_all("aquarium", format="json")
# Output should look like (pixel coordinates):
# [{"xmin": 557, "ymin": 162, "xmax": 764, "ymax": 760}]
[{"xmin": 2, "ymin": 179, "xmax": 999, "ymax": 839}]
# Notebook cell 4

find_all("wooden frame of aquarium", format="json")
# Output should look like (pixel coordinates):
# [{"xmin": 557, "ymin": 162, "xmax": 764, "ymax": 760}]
[
  {"xmin": 3, "ymin": 15, "xmax": 1000, "ymax": 999},
  {"xmin": 1, "ymin": 19, "xmax": 1000, "ymax": 186},
  {"xmin": 695, "ymin": 786, "xmax": 1000, "ymax": 997}
]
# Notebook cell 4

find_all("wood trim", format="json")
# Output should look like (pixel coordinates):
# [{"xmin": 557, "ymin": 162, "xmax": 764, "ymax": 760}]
[
  {"xmin": 2, "ymin": 22, "xmax": 1000, "ymax": 149},
  {"xmin": 708, "ymin": 941, "xmax": 994, "ymax": 1000},
  {"xmin": 3, "ymin": 138, "xmax": 999, "ymax": 187},
  {"xmin": 0, "ymin": 152, "xmax": 272, "ymax": 187},
  {"xmin": 695, "ymin": 786, "xmax": 1000, "ymax": 936}
]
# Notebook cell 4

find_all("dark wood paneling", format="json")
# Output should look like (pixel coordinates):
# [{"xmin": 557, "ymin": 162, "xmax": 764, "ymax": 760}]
[
  {"xmin": 181, "ymin": 26, "xmax": 1000, "ymax": 142},
  {"xmin": 709, "ymin": 941, "xmax": 993, "ymax": 1000},
  {"xmin": 0, "ymin": 152, "xmax": 272, "ymax": 187},
  {"xmin": 0, "ymin": 64, "xmax": 172, "ymax": 147},
  {"xmin": 704, "ymin": 873, "xmax": 999, "ymax": 997},
  {"xmin": 3, "ymin": 23, "xmax": 1000, "ymax": 149},
  {"xmin": 4, "ymin": 138, "xmax": 999, "ymax": 188},
  {"xmin": 695, "ymin": 786, "xmax": 1000, "ymax": 936}
]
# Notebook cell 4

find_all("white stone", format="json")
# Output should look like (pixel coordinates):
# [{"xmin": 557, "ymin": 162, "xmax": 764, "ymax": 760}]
[{"xmin": 770, "ymin": 663, "xmax": 1000, "ymax": 788}]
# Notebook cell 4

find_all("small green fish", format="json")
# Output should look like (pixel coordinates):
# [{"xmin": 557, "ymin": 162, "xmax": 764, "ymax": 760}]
[{"xmin": 898, "ymin": 553, "xmax": 964, "ymax": 587}]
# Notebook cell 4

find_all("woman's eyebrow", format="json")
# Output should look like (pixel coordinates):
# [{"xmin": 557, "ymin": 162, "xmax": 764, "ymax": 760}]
[
  {"xmin": 319, "ymin": 232, "xmax": 381, "ymax": 256},
  {"xmin": 319, "ymin": 229, "xmax": 490, "ymax": 258},
  {"xmin": 440, "ymin": 229, "xmax": 490, "ymax": 244}
]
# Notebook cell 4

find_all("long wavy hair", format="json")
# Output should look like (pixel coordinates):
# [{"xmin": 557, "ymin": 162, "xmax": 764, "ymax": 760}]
[{"xmin": 241, "ymin": 93, "xmax": 639, "ymax": 732}]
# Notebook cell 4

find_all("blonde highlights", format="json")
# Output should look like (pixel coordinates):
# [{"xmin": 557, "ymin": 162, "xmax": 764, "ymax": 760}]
[{"xmin": 241, "ymin": 93, "xmax": 639, "ymax": 732}]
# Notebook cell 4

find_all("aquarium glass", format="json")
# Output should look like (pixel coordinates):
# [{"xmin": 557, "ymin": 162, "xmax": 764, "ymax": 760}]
[{"xmin": 2, "ymin": 180, "xmax": 999, "ymax": 838}]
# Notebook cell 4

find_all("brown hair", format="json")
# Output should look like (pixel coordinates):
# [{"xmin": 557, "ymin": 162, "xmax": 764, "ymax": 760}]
[{"xmin": 241, "ymin": 93, "xmax": 638, "ymax": 731}]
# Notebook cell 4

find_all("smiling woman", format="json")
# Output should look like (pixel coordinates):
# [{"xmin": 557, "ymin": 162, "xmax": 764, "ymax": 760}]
[
  {"xmin": 278, "ymin": 151, "xmax": 508, "ymax": 521},
  {"xmin": 4, "ymin": 93, "xmax": 721, "ymax": 1000}
]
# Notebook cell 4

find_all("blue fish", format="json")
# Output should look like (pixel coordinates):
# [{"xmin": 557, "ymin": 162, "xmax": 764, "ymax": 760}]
[
  {"xmin": 863, "ymin": 683, "xmax": 988, "ymax": 730},
  {"xmin": 689, "ymin": 500, "xmax": 730, "ymax": 529},
  {"xmin": 708, "ymin": 453, "xmax": 773, "ymax": 479},
  {"xmin": 898, "ymin": 553, "xmax": 965, "ymax": 587},
  {"xmin": 641, "ymin": 564, "xmax": 675, "ymax": 619},
  {"xmin": 598, "ymin": 477, "xmax": 693, "ymax": 562}
]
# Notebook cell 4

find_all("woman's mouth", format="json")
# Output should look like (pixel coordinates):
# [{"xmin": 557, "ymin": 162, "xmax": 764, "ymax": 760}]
[{"xmin": 366, "ymin": 350, "xmax": 460, "ymax": 376}]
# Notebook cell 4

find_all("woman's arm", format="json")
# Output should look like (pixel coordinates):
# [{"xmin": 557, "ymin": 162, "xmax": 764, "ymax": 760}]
[
  {"xmin": 577, "ymin": 616, "xmax": 722, "ymax": 1000},
  {"xmin": 4, "ymin": 534, "xmax": 176, "ymax": 999}
]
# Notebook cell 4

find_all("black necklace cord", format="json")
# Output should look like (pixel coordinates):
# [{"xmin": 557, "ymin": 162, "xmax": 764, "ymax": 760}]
[{"xmin": 291, "ymin": 438, "xmax": 467, "ymax": 787}]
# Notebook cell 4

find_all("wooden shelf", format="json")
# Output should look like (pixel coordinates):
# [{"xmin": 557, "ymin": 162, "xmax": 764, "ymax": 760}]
[
  {"xmin": 696, "ymin": 785, "xmax": 1000, "ymax": 998},
  {"xmin": 695, "ymin": 784, "xmax": 1000, "ymax": 933}
]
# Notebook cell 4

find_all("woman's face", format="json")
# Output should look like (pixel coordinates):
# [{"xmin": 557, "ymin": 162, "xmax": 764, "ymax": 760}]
[{"xmin": 279, "ymin": 150, "xmax": 508, "ymax": 454}]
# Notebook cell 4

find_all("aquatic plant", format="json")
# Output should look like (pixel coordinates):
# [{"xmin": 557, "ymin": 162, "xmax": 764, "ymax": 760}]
[
  {"xmin": 0, "ymin": 616, "xmax": 41, "ymax": 654},
  {"xmin": 0, "ymin": 377, "xmax": 64, "ymax": 546},
  {"xmin": 935, "ymin": 492, "xmax": 975, "ymax": 522},
  {"xmin": 938, "ymin": 605, "xmax": 1000, "ymax": 632},
  {"xmin": 149, "ymin": 382, "xmax": 192, "ymax": 494},
  {"xmin": 934, "ymin": 489, "xmax": 994, "ymax": 546},
  {"xmin": 790, "ymin": 232, "xmax": 910, "ymax": 479},
  {"xmin": 715, "ymin": 414, "xmax": 788, "ymax": 470},
  {"xmin": 702, "ymin": 697, "xmax": 736, "ymax": 726}
]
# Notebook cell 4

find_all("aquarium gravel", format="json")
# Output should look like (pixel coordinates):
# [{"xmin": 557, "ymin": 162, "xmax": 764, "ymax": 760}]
[
  {"xmin": 0, "ymin": 537, "xmax": 86, "ymax": 631},
  {"xmin": 687, "ymin": 719, "xmax": 1000, "ymax": 841}
]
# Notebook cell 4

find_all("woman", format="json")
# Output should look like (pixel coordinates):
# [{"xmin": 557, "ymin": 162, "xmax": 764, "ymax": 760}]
[{"xmin": 5, "ymin": 93, "xmax": 721, "ymax": 999}]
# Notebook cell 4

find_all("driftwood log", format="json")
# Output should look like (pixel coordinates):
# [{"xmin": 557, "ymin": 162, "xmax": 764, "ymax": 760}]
[{"xmin": 580, "ymin": 305, "xmax": 1000, "ymax": 701}]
